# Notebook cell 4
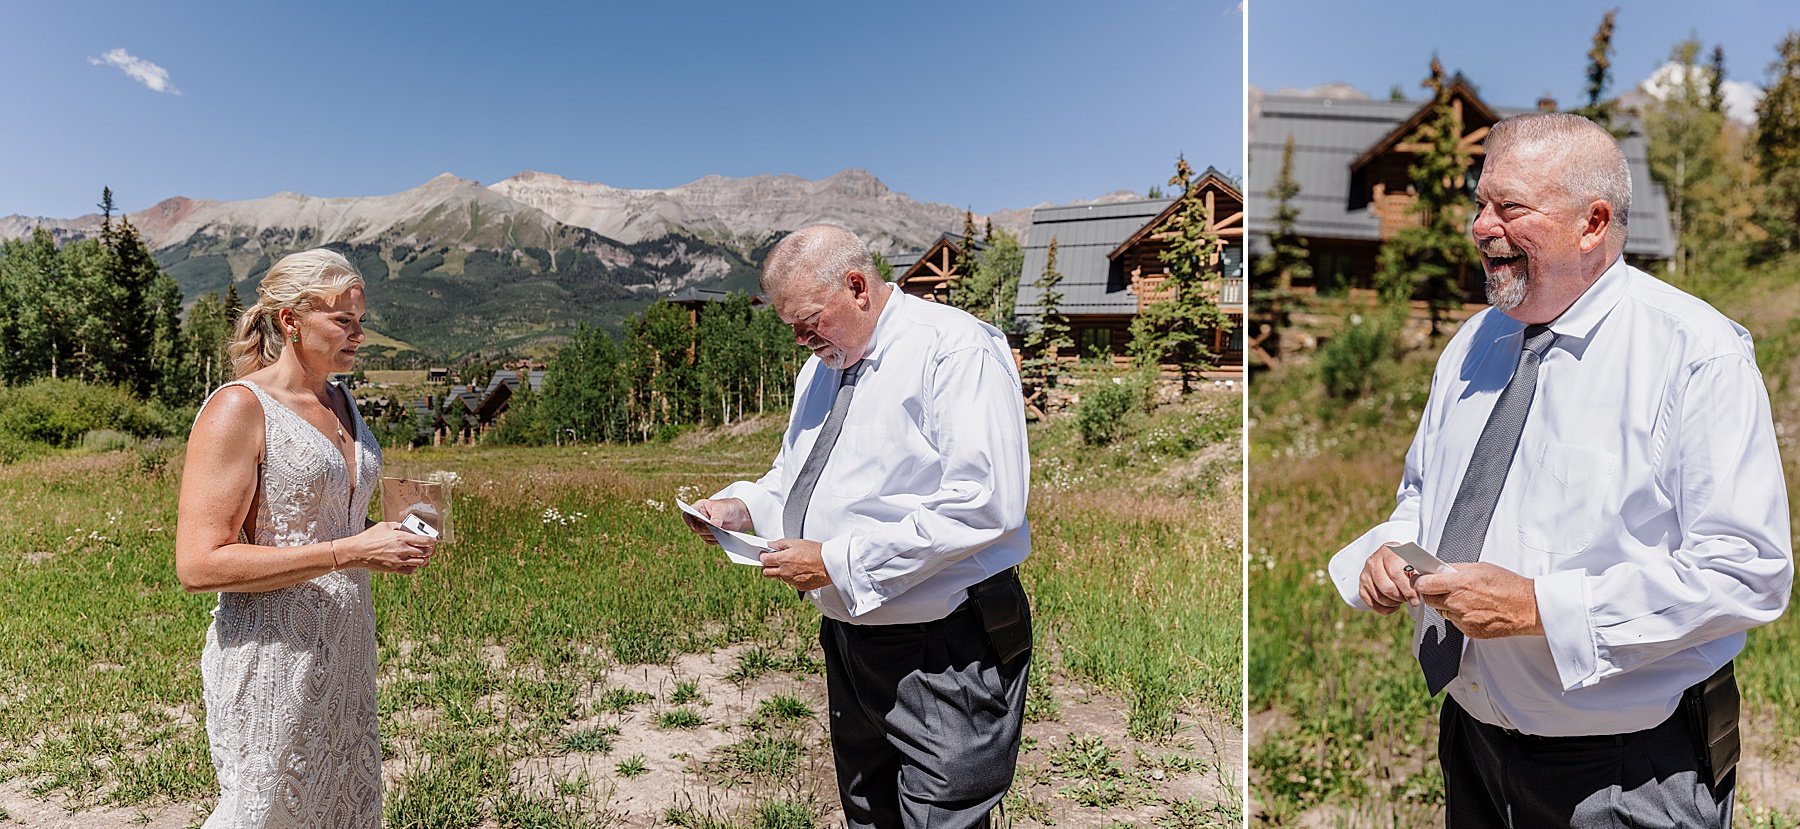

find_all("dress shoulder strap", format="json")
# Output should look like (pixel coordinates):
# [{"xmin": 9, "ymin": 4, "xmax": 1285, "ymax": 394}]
[{"xmin": 194, "ymin": 380, "xmax": 270, "ymax": 426}]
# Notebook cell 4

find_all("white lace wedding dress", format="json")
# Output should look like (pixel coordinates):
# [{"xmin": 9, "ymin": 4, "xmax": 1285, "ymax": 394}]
[{"xmin": 199, "ymin": 380, "xmax": 384, "ymax": 827}]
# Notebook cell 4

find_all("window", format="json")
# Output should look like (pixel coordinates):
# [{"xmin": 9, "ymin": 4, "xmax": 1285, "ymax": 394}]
[{"xmin": 1078, "ymin": 327, "xmax": 1114, "ymax": 360}]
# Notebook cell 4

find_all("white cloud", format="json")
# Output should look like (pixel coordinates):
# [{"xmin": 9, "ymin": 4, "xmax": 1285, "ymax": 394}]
[
  {"xmin": 1639, "ymin": 60, "xmax": 1761, "ymax": 124},
  {"xmin": 88, "ymin": 48, "xmax": 181, "ymax": 95}
]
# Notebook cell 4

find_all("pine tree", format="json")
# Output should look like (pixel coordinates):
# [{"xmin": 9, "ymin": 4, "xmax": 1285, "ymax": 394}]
[
  {"xmin": 223, "ymin": 282, "xmax": 242, "ymax": 330},
  {"xmin": 1250, "ymin": 135, "xmax": 1311, "ymax": 368},
  {"xmin": 1371, "ymin": 58, "xmax": 1479, "ymax": 339},
  {"xmin": 148, "ymin": 273, "xmax": 191, "ymax": 405},
  {"xmin": 1755, "ymin": 31, "xmax": 1800, "ymax": 255},
  {"xmin": 1707, "ymin": 45, "xmax": 1728, "ymax": 114},
  {"xmin": 949, "ymin": 209, "xmax": 991, "ymax": 320},
  {"xmin": 94, "ymin": 189, "xmax": 164, "ymax": 396},
  {"xmin": 1021, "ymin": 237, "xmax": 1073, "ymax": 392},
  {"xmin": 1129, "ymin": 157, "xmax": 1231, "ymax": 394},
  {"xmin": 1573, "ymin": 8, "xmax": 1620, "ymax": 128}
]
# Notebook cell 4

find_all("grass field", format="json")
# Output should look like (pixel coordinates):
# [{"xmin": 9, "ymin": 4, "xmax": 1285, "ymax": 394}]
[
  {"xmin": 0, "ymin": 383, "xmax": 1243, "ymax": 828},
  {"xmin": 1248, "ymin": 260, "xmax": 1800, "ymax": 827}
]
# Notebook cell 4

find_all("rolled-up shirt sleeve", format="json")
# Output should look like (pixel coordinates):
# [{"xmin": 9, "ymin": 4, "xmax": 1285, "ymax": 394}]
[
  {"xmin": 821, "ymin": 345, "xmax": 1028, "ymax": 617},
  {"xmin": 1537, "ymin": 352, "xmax": 1793, "ymax": 690}
]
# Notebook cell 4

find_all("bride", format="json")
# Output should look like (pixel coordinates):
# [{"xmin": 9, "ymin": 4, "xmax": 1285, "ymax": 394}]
[{"xmin": 175, "ymin": 249, "xmax": 435, "ymax": 826}]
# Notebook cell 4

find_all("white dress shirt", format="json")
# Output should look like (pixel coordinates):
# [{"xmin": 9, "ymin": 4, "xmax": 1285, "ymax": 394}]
[
  {"xmin": 716, "ymin": 286, "xmax": 1031, "ymax": 626},
  {"xmin": 1328, "ymin": 259, "xmax": 1792, "ymax": 736}
]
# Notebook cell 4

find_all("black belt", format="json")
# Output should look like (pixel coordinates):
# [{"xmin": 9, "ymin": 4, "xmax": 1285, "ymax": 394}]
[{"xmin": 1495, "ymin": 725, "xmax": 1642, "ymax": 747}]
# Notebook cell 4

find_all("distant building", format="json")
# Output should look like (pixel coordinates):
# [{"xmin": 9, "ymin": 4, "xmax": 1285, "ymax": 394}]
[
  {"xmin": 1247, "ymin": 78, "xmax": 1675, "ymax": 300},
  {"xmin": 1012, "ymin": 168, "xmax": 1246, "ymax": 373},
  {"xmin": 410, "ymin": 368, "xmax": 548, "ymax": 445},
  {"xmin": 892, "ymin": 233, "xmax": 986, "ymax": 304},
  {"xmin": 665, "ymin": 287, "xmax": 761, "ymax": 327}
]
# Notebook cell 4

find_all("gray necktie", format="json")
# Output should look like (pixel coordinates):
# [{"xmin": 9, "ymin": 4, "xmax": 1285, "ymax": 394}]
[
  {"xmin": 783, "ymin": 361, "xmax": 864, "ymax": 539},
  {"xmin": 1417, "ymin": 324, "xmax": 1556, "ymax": 695}
]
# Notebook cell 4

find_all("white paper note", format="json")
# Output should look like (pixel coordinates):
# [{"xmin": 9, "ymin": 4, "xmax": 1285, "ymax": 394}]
[{"xmin": 676, "ymin": 498, "xmax": 772, "ymax": 566}]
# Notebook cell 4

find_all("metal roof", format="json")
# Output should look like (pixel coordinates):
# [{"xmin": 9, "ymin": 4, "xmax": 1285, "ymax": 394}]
[
  {"xmin": 1247, "ymin": 95, "xmax": 1676, "ymax": 259},
  {"xmin": 1012, "ymin": 198, "xmax": 1176, "ymax": 319},
  {"xmin": 885, "ymin": 250, "xmax": 921, "ymax": 272}
]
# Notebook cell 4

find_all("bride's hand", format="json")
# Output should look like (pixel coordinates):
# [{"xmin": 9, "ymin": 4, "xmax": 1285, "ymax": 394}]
[{"xmin": 341, "ymin": 522, "xmax": 436, "ymax": 575}]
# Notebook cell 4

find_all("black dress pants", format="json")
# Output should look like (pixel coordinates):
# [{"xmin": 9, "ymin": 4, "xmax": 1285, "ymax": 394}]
[
  {"xmin": 1440, "ymin": 696, "xmax": 1734, "ymax": 829},
  {"xmin": 819, "ymin": 601, "xmax": 1030, "ymax": 829}
]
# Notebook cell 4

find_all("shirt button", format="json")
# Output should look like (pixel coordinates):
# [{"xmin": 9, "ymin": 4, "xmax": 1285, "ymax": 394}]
[{"xmin": 1469, "ymin": 683, "xmax": 1479, "ymax": 692}]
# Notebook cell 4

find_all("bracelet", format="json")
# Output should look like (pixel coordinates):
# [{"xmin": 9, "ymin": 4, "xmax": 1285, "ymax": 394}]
[{"xmin": 329, "ymin": 539, "xmax": 340, "ymax": 570}]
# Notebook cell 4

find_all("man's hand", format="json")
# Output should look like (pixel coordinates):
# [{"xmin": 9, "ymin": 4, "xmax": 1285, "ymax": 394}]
[
  {"xmin": 681, "ymin": 497, "xmax": 752, "ymax": 546},
  {"xmin": 761, "ymin": 538, "xmax": 832, "ymax": 592},
  {"xmin": 1412, "ymin": 562, "xmax": 1543, "ymax": 638},
  {"xmin": 1359, "ymin": 544, "xmax": 1420, "ymax": 614}
]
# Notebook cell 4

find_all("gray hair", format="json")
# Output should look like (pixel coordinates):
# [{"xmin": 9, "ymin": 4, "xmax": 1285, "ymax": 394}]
[
  {"xmin": 228, "ymin": 248, "xmax": 364, "ymax": 377},
  {"xmin": 1484, "ymin": 112, "xmax": 1631, "ymax": 235},
  {"xmin": 760, "ymin": 224, "xmax": 877, "ymax": 296}
]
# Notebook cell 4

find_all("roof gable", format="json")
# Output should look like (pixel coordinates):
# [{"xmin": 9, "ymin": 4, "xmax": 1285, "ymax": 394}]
[
  {"xmin": 1348, "ymin": 77, "xmax": 1498, "ymax": 176},
  {"xmin": 1108, "ymin": 168, "xmax": 1244, "ymax": 260}
]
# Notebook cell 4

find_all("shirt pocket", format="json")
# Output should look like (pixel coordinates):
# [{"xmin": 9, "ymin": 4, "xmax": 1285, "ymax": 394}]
[
  {"xmin": 1516, "ymin": 442, "xmax": 1617, "ymax": 556},
  {"xmin": 824, "ymin": 423, "xmax": 900, "ymax": 499}
]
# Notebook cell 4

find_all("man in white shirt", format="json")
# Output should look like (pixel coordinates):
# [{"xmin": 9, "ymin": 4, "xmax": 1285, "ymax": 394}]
[
  {"xmin": 1327, "ymin": 113, "xmax": 1791, "ymax": 827},
  {"xmin": 683, "ymin": 224, "xmax": 1032, "ymax": 829}
]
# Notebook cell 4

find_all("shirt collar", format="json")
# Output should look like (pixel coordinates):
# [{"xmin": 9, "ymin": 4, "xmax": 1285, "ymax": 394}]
[
  {"xmin": 1544, "ymin": 255, "xmax": 1629, "ymax": 343},
  {"xmin": 855, "ymin": 282, "xmax": 906, "ymax": 369}
]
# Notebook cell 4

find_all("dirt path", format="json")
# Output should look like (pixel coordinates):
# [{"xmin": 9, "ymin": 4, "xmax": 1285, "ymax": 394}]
[{"xmin": 3, "ymin": 645, "xmax": 1241, "ymax": 829}]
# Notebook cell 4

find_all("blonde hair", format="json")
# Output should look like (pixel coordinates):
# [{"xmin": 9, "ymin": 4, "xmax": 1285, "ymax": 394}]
[{"xmin": 228, "ymin": 249, "xmax": 365, "ymax": 377}]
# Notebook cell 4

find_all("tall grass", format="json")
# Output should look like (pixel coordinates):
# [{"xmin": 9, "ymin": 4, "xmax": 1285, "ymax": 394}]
[{"xmin": 0, "ymin": 385, "xmax": 1243, "ymax": 823}]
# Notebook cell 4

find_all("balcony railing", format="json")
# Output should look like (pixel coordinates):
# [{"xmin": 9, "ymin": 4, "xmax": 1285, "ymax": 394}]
[{"xmin": 1133, "ymin": 275, "xmax": 1248, "ymax": 313}]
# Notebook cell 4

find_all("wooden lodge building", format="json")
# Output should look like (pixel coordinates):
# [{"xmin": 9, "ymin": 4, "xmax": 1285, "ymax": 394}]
[
  {"xmin": 408, "ymin": 367, "xmax": 546, "ymax": 445},
  {"xmin": 891, "ymin": 233, "xmax": 986, "ymax": 304},
  {"xmin": 1012, "ymin": 168, "xmax": 1246, "ymax": 372},
  {"xmin": 1246, "ymin": 79, "xmax": 1675, "ymax": 301}
]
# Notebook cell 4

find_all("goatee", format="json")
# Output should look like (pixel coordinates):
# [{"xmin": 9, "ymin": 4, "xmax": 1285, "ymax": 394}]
[{"xmin": 1485, "ymin": 260, "xmax": 1528, "ymax": 312}]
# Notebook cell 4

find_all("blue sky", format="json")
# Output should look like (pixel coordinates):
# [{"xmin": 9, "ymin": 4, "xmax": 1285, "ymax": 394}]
[
  {"xmin": 0, "ymin": 0, "xmax": 1241, "ymax": 219},
  {"xmin": 1251, "ymin": 0, "xmax": 1796, "ymax": 119}
]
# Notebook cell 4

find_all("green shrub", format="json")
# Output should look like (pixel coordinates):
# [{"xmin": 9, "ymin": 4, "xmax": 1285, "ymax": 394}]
[
  {"xmin": 0, "ymin": 433, "xmax": 48, "ymax": 465},
  {"xmin": 1317, "ymin": 312, "xmax": 1401, "ymax": 400},
  {"xmin": 80, "ymin": 429, "xmax": 138, "ymax": 452},
  {"xmin": 1076, "ymin": 376, "xmax": 1139, "ymax": 445},
  {"xmin": 135, "ymin": 437, "xmax": 180, "ymax": 477},
  {"xmin": 0, "ymin": 379, "xmax": 169, "ymax": 447}
]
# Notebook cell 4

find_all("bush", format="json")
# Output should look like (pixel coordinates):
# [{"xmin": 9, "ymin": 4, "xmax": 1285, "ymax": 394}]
[
  {"xmin": 1076, "ymin": 376, "xmax": 1140, "ymax": 445},
  {"xmin": 0, "ymin": 433, "xmax": 48, "ymax": 465},
  {"xmin": 0, "ymin": 379, "xmax": 171, "ymax": 447},
  {"xmin": 1317, "ymin": 312, "xmax": 1401, "ymax": 400},
  {"xmin": 136, "ymin": 437, "xmax": 180, "ymax": 477},
  {"xmin": 80, "ymin": 429, "xmax": 138, "ymax": 452}
]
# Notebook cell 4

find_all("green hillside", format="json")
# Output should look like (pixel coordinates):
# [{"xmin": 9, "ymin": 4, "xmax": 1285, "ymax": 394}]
[{"xmin": 156, "ymin": 231, "xmax": 764, "ymax": 360}]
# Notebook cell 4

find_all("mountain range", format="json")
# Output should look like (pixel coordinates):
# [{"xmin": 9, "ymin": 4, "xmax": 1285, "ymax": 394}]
[{"xmin": 0, "ymin": 170, "xmax": 1104, "ymax": 359}]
